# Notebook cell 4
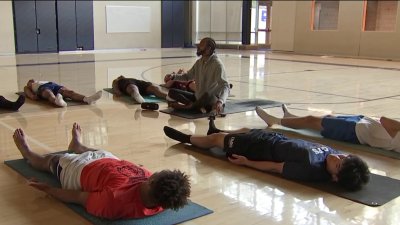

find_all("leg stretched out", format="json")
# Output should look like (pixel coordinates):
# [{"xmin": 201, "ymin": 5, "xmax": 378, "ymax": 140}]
[
  {"xmin": 13, "ymin": 128, "xmax": 56, "ymax": 172},
  {"xmin": 68, "ymin": 123, "xmax": 98, "ymax": 153},
  {"xmin": 164, "ymin": 117, "xmax": 250, "ymax": 149},
  {"xmin": 256, "ymin": 104, "xmax": 323, "ymax": 131}
]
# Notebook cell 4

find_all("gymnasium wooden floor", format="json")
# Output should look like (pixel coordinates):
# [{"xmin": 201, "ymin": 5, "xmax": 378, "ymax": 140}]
[{"xmin": 0, "ymin": 48, "xmax": 399, "ymax": 225}]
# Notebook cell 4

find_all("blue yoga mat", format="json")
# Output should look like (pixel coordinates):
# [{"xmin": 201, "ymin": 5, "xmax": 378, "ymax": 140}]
[
  {"xmin": 103, "ymin": 88, "xmax": 165, "ymax": 104},
  {"xmin": 4, "ymin": 158, "xmax": 213, "ymax": 225}
]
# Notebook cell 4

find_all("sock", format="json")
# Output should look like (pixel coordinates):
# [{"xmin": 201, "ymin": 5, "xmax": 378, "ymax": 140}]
[
  {"xmin": 83, "ymin": 91, "xmax": 102, "ymax": 104},
  {"xmin": 131, "ymin": 92, "xmax": 145, "ymax": 103},
  {"xmin": 13, "ymin": 95, "xmax": 25, "ymax": 111},
  {"xmin": 282, "ymin": 104, "xmax": 296, "ymax": 118},
  {"xmin": 0, "ymin": 95, "xmax": 25, "ymax": 111},
  {"xmin": 255, "ymin": 106, "xmax": 281, "ymax": 126},
  {"xmin": 54, "ymin": 94, "xmax": 67, "ymax": 107},
  {"xmin": 207, "ymin": 117, "xmax": 221, "ymax": 135},
  {"xmin": 164, "ymin": 126, "xmax": 191, "ymax": 143}
]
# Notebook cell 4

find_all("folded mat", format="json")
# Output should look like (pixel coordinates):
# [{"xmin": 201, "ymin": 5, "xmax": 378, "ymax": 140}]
[
  {"xmin": 180, "ymin": 145, "xmax": 400, "ymax": 207},
  {"xmin": 16, "ymin": 92, "xmax": 86, "ymax": 106},
  {"xmin": 268, "ymin": 127, "xmax": 400, "ymax": 160},
  {"xmin": 160, "ymin": 98, "xmax": 282, "ymax": 119},
  {"xmin": 4, "ymin": 157, "xmax": 213, "ymax": 225},
  {"xmin": 103, "ymin": 88, "xmax": 164, "ymax": 104}
]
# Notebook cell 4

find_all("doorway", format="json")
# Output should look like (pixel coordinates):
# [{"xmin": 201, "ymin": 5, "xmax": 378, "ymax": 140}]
[
  {"xmin": 13, "ymin": 0, "xmax": 94, "ymax": 53},
  {"xmin": 250, "ymin": 0, "xmax": 272, "ymax": 47}
]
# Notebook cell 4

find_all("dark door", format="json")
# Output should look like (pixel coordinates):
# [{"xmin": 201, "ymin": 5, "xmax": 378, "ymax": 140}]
[
  {"xmin": 76, "ymin": 0, "xmax": 94, "ymax": 50},
  {"xmin": 57, "ymin": 0, "xmax": 77, "ymax": 51},
  {"xmin": 161, "ymin": 1, "xmax": 173, "ymax": 48},
  {"xmin": 35, "ymin": 0, "xmax": 58, "ymax": 52},
  {"xmin": 14, "ymin": 0, "xmax": 94, "ymax": 53},
  {"xmin": 172, "ymin": 1, "xmax": 185, "ymax": 47},
  {"xmin": 162, "ymin": 1, "xmax": 188, "ymax": 48},
  {"xmin": 13, "ymin": 0, "xmax": 38, "ymax": 53}
]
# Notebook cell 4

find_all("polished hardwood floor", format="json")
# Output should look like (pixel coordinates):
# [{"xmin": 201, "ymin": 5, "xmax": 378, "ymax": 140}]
[{"xmin": 0, "ymin": 48, "xmax": 399, "ymax": 225}]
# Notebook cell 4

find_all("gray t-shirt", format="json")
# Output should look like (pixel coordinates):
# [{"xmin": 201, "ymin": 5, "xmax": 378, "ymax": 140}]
[{"xmin": 173, "ymin": 54, "xmax": 230, "ymax": 104}]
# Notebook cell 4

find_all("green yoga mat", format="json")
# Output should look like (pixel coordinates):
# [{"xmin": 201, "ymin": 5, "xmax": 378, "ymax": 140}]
[
  {"xmin": 182, "ymin": 145, "xmax": 400, "ymax": 207},
  {"xmin": 4, "ymin": 158, "xmax": 213, "ymax": 225},
  {"xmin": 268, "ymin": 127, "xmax": 400, "ymax": 160},
  {"xmin": 16, "ymin": 92, "xmax": 86, "ymax": 106},
  {"xmin": 103, "ymin": 88, "xmax": 165, "ymax": 104},
  {"xmin": 160, "ymin": 99, "xmax": 282, "ymax": 119}
]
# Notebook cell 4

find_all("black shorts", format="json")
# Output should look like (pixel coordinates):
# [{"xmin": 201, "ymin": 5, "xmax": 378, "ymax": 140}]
[
  {"xmin": 37, "ymin": 82, "xmax": 64, "ymax": 97},
  {"xmin": 223, "ymin": 129, "xmax": 285, "ymax": 161},
  {"xmin": 118, "ymin": 78, "xmax": 152, "ymax": 95}
]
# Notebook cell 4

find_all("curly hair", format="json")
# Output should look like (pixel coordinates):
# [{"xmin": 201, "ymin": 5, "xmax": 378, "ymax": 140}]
[
  {"xmin": 149, "ymin": 169, "xmax": 191, "ymax": 210},
  {"xmin": 337, "ymin": 155, "xmax": 370, "ymax": 191}
]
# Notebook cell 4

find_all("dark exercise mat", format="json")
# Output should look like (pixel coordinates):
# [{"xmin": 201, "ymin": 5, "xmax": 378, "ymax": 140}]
[
  {"xmin": 16, "ymin": 92, "xmax": 86, "ymax": 106},
  {"xmin": 269, "ymin": 127, "xmax": 400, "ymax": 160},
  {"xmin": 4, "ymin": 157, "xmax": 213, "ymax": 225},
  {"xmin": 103, "ymin": 88, "xmax": 165, "ymax": 104},
  {"xmin": 160, "ymin": 98, "xmax": 282, "ymax": 119},
  {"xmin": 182, "ymin": 146, "xmax": 400, "ymax": 207}
]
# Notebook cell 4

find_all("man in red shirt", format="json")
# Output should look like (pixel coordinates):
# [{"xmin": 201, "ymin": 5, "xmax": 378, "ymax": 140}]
[{"xmin": 13, "ymin": 123, "xmax": 191, "ymax": 219}]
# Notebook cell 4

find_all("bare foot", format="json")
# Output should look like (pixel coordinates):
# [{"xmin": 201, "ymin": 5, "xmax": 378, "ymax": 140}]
[
  {"xmin": 13, "ymin": 128, "xmax": 31, "ymax": 159},
  {"xmin": 68, "ymin": 123, "xmax": 83, "ymax": 153}
]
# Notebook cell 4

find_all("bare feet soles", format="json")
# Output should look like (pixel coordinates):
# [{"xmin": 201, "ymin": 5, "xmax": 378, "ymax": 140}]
[
  {"xmin": 68, "ymin": 123, "xmax": 83, "ymax": 153},
  {"xmin": 13, "ymin": 128, "xmax": 31, "ymax": 160}
]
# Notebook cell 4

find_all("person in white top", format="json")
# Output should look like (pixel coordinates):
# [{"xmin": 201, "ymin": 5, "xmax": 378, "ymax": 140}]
[
  {"xmin": 24, "ymin": 79, "xmax": 102, "ymax": 107},
  {"xmin": 256, "ymin": 104, "xmax": 400, "ymax": 152}
]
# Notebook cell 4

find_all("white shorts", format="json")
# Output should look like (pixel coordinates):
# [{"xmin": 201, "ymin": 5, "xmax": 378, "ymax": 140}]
[{"xmin": 58, "ymin": 150, "xmax": 118, "ymax": 190}]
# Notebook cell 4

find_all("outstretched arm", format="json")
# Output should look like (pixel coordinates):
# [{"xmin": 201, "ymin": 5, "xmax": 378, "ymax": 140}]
[
  {"xmin": 380, "ymin": 116, "xmax": 400, "ymax": 138},
  {"xmin": 28, "ymin": 179, "xmax": 88, "ymax": 205},
  {"xmin": 24, "ymin": 86, "xmax": 38, "ymax": 100},
  {"xmin": 228, "ymin": 154, "xmax": 284, "ymax": 174}
]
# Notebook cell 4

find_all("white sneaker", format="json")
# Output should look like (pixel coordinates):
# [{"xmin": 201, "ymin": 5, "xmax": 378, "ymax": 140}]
[
  {"xmin": 55, "ymin": 94, "xmax": 67, "ymax": 107},
  {"xmin": 132, "ymin": 92, "xmax": 145, "ymax": 104},
  {"xmin": 84, "ymin": 91, "xmax": 102, "ymax": 104}
]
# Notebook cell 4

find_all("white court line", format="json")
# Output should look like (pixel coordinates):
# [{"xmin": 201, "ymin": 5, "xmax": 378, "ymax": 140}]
[{"xmin": 0, "ymin": 121, "xmax": 53, "ymax": 153}]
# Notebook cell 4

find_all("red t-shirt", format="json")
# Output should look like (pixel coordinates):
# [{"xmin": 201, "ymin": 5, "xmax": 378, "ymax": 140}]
[{"xmin": 80, "ymin": 158, "xmax": 163, "ymax": 219}]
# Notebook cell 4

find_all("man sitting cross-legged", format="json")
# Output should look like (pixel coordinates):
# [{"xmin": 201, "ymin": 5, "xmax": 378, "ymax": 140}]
[
  {"xmin": 163, "ymin": 118, "xmax": 370, "ymax": 191},
  {"xmin": 13, "ymin": 123, "xmax": 191, "ymax": 219}
]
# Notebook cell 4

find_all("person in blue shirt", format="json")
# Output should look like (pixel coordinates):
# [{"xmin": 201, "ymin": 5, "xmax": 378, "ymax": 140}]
[{"xmin": 163, "ymin": 118, "xmax": 370, "ymax": 191}]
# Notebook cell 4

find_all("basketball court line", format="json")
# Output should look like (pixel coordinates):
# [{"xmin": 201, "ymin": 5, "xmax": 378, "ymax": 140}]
[{"xmin": 0, "ymin": 120, "xmax": 53, "ymax": 153}]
